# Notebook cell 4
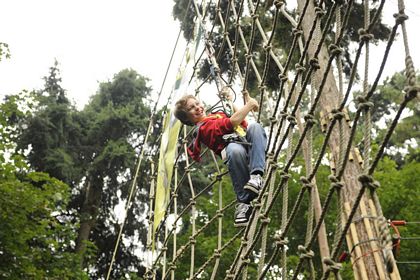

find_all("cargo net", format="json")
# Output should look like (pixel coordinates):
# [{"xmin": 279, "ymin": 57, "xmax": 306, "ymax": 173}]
[{"xmin": 144, "ymin": 0, "xmax": 418, "ymax": 279}]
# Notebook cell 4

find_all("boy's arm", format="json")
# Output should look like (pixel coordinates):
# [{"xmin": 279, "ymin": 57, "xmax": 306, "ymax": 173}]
[{"xmin": 229, "ymin": 97, "xmax": 259, "ymax": 126}]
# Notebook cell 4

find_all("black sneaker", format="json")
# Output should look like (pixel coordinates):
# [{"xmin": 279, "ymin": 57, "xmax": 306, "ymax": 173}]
[
  {"xmin": 244, "ymin": 174, "xmax": 263, "ymax": 195},
  {"xmin": 234, "ymin": 203, "xmax": 252, "ymax": 227}
]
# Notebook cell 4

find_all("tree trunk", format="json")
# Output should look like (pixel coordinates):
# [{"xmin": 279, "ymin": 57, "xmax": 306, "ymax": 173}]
[
  {"xmin": 75, "ymin": 178, "xmax": 102, "ymax": 263},
  {"xmin": 296, "ymin": 0, "xmax": 397, "ymax": 279}
]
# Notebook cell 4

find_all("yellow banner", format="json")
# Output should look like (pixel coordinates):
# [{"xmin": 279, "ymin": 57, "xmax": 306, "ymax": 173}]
[{"xmin": 153, "ymin": 112, "xmax": 181, "ymax": 232}]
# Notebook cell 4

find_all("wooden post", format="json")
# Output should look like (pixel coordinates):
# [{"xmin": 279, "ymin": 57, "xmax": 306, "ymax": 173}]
[
  {"xmin": 345, "ymin": 202, "xmax": 369, "ymax": 280},
  {"xmin": 296, "ymin": 0, "xmax": 401, "ymax": 278}
]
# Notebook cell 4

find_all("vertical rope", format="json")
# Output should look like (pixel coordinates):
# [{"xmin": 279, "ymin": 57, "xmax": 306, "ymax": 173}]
[
  {"xmin": 171, "ymin": 165, "xmax": 179, "ymax": 280},
  {"xmin": 145, "ymin": 161, "xmax": 156, "ymax": 280},
  {"xmin": 210, "ymin": 151, "xmax": 223, "ymax": 280},
  {"xmin": 362, "ymin": 0, "xmax": 371, "ymax": 173}
]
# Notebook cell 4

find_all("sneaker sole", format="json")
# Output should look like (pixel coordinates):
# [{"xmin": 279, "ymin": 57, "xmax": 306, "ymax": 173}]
[
  {"xmin": 234, "ymin": 221, "xmax": 249, "ymax": 227},
  {"xmin": 244, "ymin": 184, "xmax": 260, "ymax": 195}
]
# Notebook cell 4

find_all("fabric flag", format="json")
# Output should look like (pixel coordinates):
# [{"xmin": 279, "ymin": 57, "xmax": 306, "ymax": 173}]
[
  {"xmin": 153, "ymin": 111, "xmax": 181, "ymax": 232},
  {"xmin": 153, "ymin": 17, "xmax": 203, "ymax": 238}
]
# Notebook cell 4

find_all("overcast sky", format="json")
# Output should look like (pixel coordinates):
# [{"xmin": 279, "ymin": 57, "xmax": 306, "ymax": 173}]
[{"xmin": 0, "ymin": 0, "xmax": 419, "ymax": 110}]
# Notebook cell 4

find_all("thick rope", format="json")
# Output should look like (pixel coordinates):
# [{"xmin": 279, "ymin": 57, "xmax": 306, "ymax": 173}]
[{"xmin": 148, "ymin": 0, "xmax": 417, "ymax": 279}]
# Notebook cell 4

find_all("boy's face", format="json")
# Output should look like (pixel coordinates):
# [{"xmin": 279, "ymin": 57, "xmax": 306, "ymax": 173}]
[{"xmin": 186, "ymin": 97, "xmax": 205, "ymax": 124}]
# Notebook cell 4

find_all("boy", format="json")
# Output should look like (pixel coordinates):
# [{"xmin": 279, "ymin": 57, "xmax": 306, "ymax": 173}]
[{"xmin": 174, "ymin": 92, "xmax": 267, "ymax": 227}]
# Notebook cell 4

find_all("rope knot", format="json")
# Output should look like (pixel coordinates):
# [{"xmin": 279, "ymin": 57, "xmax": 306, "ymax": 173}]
[
  {"xmin": 358, "ymin": 28, "xmax": 374, "ymax": 42},
  {"xmin": 309, "ymin": 58, "xmax": 320, "ymax": 69},
  {"xmin": 251, "ymin": 13, "xmax": 259, "ymax": 20},
  {"xmin": 189, "ymin": 198, "xmax": 196, "ymax": 205},
  {"xmin": 241, "ymin": 238, "xmax": 248, "ymax": 246},
  {"xmin": 328, "ymin": 44, "xmax": 342, "ymax": 56},
  {"xmin": 274, "ymin": 0, "xmax": 284, "ymax": 9},
  {"xmin": 328, "ymin": 174, "xmax": 339, "ymax": 183},
  {"xmin": 287, "ymin": 115, "xmax": 297, "ymax": 125},
  {"xmin": 315, "ymin": 7, "xmax": 326, "ymax": 17},
  {"xmin": 293, "ymin": 28, "xmax": 303, "ymax": 36},
  {"xmin": 328, "ymin": 175, "xmax": 343, "ymax": 189},
  {"xmin": 304, "ymin": 114, "xmax": 316, "ymax": 126},
  {"xmin": 245, "ymin": 53, "xmax": 253, "ymax": 59},
  {"xmin": 223, "ymin": 31, "xmax": 229, "ymax": 37},
  {"xmin": 278, "ymin": 73, "xmax": 288, "ymax": 82},
  {"xmin": 394, "ymin": 12, "xmax": 408, "ymax": 24},
  {"xmin": 358, "ymin": 174, "xmax": 373, "ymax": 186},
  {"xmin": 274, "ymin": 234, "xmax": 289, "ymax": 246},
  {"xmin": 263, "ymin": 44, "xmax": 272, "ymax": 51},
  {"xmin": 216, "ymin": 210, "xmax": 224, "ymax": 218},
  {"xmin": 300, "ymin": 176, "xmax": 314, "ymax": 189},
  {"xmin": 216, "ymin": 173, "xmax": 223, "ymax": 181},
  {"xmin": 252, "ymin": 201, "xmax": 262, "ymax": 209},
  {"xmin": 169, "ymin": 262, "xmax": 177, "ymax": 270},
  {"xmin": 269, "ymin": 116, "xmax": 278, "ymax": 124},
  {"xmin": 280, "ymin": 171, "xmax": 291, "ymax": 180},
  {"xmin": 258, "ymin": 84, "xmax": 267, "ymax": 91},
  {"xmin": 259, "ymin": 213, "xmax": 271, "ymax": 225},
  {"xmin": 356, "ymin": 95, "xmax": 373, "ymax": 110},
  {"xmin": 279, "ymin": 111, "xmax": 288, "ymax": 118},
  {"xmin": 370, "ymin": 180, "xmax": 381, "ymax": 190},
  {"xmin": 295, "ymin": 63, "xmax": 306, "ymax": 73},
  {"xmin": 144, "ymin": 270, "xmax": 154, "ymax": 279},
  {"xmin": 323, "ymin": 257, "xmax": 342, "ymax": 273},
  {"xmin": 225, "ymin": 273, "xmax": 235, "ymax": 279},
  {"xmin": 270, "ymin": 159, "xmax": 278, "ymax": 169},
  {"xmin": 182, "ymin": 138, "xmax": 189, "ymax": 144},
  {"xmin": 331, "ymin": 109, "xmax": 345, "ymax": 120},
  {"xmin": 298, "ymin": 245, "xmax": 315, "ymax": 259},
  {"xmin": 189, "ymin": 236, "xmax": 196, "ymax": 244},
  {"xmin": 214, "ymin": 249, "xmax": 221, "ymax": 257},
  {"xmin": 404, "ymin": 85, "xmax": 419, "ymax": 101}
]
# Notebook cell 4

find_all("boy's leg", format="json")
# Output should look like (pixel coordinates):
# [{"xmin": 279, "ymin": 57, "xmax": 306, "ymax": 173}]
[
  {"xmin": 225, "ymin": 143, "xmax": 256, "ymax": 203},
  {"xmin": 243, "ymin": 123, "xmax": 267, "ymax": 194},
  {"xmin": 246, "ymin": 123, "xmax": 267, "ymax": 174}
]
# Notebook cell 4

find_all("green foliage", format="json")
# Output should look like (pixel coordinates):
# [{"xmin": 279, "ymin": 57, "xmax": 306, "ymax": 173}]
[
  {"xmin": 374, "ymin": 157, "xmax": 420, "ymax": 279},
  {"xmin": 13, "ymin": 64, "xmax": 157, "ymax": 278},
  {"xmin": 0, "ymin": 42, "xmax": 11, "ymax": 61},
  {"xmin": 172, "ymin": 0, "xmax": 391, "ymax": 92},
  {"xmin": 0, "ymin": 172, "xmax": 88, "ymax": 279},
  {"xmin": 0, "ymin": 95, "xmax": 88, "ymax": 279}
]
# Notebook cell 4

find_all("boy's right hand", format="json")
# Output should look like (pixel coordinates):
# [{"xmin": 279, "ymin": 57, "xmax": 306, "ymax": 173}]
[{"xmin": 247, "ymin": 97, "xmax": 259, "ymax": 111}]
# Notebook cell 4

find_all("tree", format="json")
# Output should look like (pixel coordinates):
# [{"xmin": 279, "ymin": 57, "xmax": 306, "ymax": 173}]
[
  {"xmin": 15, "ymin": 63, "xmax": 160, "ymax": 278},
  {"xmin": 74, "ymin": 69, "xmax": 156, "ymax": 278},
  {"xmin": 0, "ymin": 93, "xmax": 88, "ymax": 279},
  {"xmin": 172, "ymin": 0, "xmax": 390, "ymax": 93}
]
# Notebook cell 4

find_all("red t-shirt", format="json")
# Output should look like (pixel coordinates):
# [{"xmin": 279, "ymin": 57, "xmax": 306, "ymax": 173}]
[{"xmin": 188, "ymin": 112, "xmax": 247, "ymax": 161}]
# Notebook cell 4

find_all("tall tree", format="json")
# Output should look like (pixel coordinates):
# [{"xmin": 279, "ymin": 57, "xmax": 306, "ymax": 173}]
[
  {"xmin": 0, "ymin": 94, "xmax": 88, "ymax": 279},
  {"xmin": 75, "ymin": 69, "xmax": 156, "ymax": 278},
  {"xmin": 16, "ymin": 63, "xmax": 160, "ymax": 278}
]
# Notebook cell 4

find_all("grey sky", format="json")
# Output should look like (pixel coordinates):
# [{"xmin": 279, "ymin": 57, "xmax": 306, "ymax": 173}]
[{"xmin": 0, "ymin": 0, "xmax": 418, "ymax": 109}]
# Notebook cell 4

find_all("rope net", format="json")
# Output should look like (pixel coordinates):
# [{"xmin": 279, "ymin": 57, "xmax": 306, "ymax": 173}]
[{"xmin": 144, "ymin": 0, "xmax": 418, "ymax": 279}]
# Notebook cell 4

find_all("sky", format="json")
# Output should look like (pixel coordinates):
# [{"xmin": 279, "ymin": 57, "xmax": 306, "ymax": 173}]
[
  {"xmin": 0, "ymin": 0, "xmax": 419, "ymax": 110},
  {"xmin": 0, "ymin": 0, "xmax": 187, "ymax": 109}
]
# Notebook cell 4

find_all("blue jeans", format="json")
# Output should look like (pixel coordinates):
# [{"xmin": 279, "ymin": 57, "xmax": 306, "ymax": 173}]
[{"xmin": 225, "ymin": 123, "xmax": 267, "ymax": 203}]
